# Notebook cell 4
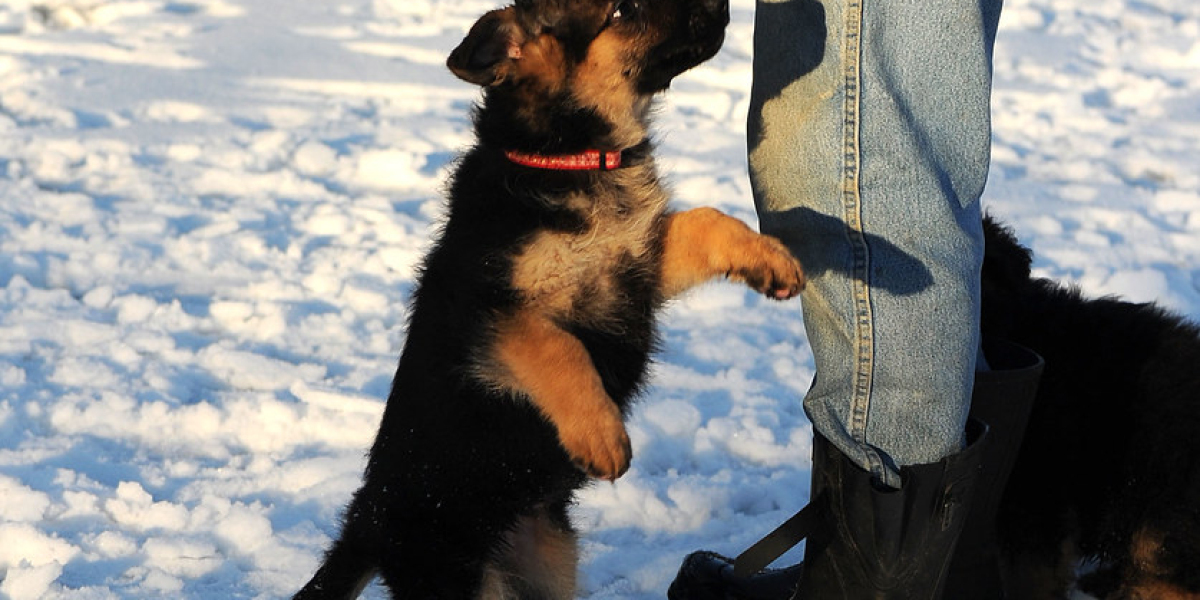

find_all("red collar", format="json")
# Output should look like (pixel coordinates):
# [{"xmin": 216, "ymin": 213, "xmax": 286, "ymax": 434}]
[{"xmin": 504, "ymin": 149, "xmax": 624, "ymax": 171}]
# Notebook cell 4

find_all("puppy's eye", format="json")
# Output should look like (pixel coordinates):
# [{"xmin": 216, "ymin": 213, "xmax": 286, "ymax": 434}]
[{"xmin": 611, "ymin": 0, "xmax": 637, "ymax": 21}]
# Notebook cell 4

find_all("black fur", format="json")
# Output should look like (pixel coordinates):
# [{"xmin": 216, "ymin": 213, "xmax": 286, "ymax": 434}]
[{"xmin": 982, "ymin": 216, "xmax": 1200, "ymax": 599}]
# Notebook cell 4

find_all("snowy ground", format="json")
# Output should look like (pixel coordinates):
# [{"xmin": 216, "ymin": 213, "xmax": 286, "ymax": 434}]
[{"xmin": 1, "ymin": 0, "xmax": 1198, "ymax": 598}]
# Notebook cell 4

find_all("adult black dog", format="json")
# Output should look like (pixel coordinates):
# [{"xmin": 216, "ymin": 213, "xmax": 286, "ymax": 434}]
[
  {"xmin": 981, "ymin": 216, "xmax": 1200, "ymax": 600},
  {"xmin": 292, "ymin": 0, "xmax": 806, "ymax": 598}
]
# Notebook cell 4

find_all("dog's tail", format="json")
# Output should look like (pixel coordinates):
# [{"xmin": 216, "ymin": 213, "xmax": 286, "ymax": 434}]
[{"xmin": 292, "ymin": 534, "xmax": 378, "ymax": 600}]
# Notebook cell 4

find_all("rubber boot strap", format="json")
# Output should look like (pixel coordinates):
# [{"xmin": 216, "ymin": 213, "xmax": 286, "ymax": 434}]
[{"xmin": 732, "ymin": 491, "xmax": 828, "ymax": 577}]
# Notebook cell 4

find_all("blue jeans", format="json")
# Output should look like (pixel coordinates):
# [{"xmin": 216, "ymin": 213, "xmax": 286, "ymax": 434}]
[{"xmin": 749, "ymin": 0, "xmax": 1001, "ymax": 488}]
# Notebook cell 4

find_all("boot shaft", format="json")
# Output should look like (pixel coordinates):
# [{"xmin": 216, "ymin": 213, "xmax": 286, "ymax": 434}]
[
  {"xmin": 943, "ymin": 341, "xmax": 1044, "ymax": 599},
  {"xmin": 795, "ymin": 419, "xmax": 989, "ymax": 599}
]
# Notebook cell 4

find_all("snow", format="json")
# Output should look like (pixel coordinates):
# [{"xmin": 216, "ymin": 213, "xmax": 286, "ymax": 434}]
[{"xmin": 1, "ymin": 0, "xmax": 1198, "ymax": 597}]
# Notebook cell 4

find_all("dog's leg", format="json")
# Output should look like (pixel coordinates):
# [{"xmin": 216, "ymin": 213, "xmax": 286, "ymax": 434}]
[
  {"xmin": 490, "ymin": 309, "xmax": 632, "ymax": 481},
  {"xmin": 506, "ymin": 507, "xmax": 578, "ymax": 600},
  {"xmin": 660, "ymin": 207, "xmax": 805, "ymax": 299},
  {"xmin": 480, "ymin": 507, "xmax": 579, "ymax": 600}
]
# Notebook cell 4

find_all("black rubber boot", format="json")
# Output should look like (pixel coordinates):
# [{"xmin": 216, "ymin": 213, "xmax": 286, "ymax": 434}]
[
  {"xmin": 789, "ymin": 419, "xmax": 988, "ymax": 599},
  {"xmin": 942, "ymin": 341, "xmax": 1043, "ymax": 599},
  {"xmin": 668, "ymin": 555, "xmax": 801, "ymax": 600},
  {"xmin": 669, "ymin": 420, "xmax": 988, "ymax": 600},
  {"xmin": 667, "ymin": 342, "xmax": 1043, "ymax": 600}
]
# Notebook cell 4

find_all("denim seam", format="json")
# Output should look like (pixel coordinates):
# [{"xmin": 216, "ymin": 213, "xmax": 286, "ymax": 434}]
[{"xmin": 841, "ymin": 0, "xmax": 890, "ymax": 486}]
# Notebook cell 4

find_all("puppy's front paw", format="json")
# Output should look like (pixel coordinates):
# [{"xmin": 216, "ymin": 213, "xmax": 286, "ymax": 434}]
[
  {"xmin": 559, "ymin": 407, "xmax": 631, "ymax": 481},
  {"xmin": 734, "ymin": 235, "xmax": 806, "ymax": 300}
]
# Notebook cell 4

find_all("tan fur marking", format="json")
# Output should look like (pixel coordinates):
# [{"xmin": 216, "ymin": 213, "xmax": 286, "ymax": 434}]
[
  {"xmin": 508, "ymin": 510, "xmax": 578, "ymax": 598},
  {"xmin": 571, "ymin": 31, "xmax": 652, "ymax": 149},
  {"xmin": 478, "ymin": 567, "xmax": 512, "ymax": 600},
  {"xmin": 661, "ymin": 207, "xmax": 806, "ymax": 299},
  {"xmin": 477, "ymin": 510, "xmax": 578, "ymax": 600},
  {"xmin": 490, "ymin": 309, "xmax": 631, "ymax": 480},
  {"xmin": 510, "ymin": 171, "xmax": 666, "ymax": 325},
  {"xmin": 1120, "ymin": 529, "xmax": 1199, "ymax": 600},
  {"xmin": 510, "ymin": 33, "xmax": 568, "ymax": 113},
  {"xmin": 1123, "ymin": 583, "xmax": 1199, "ymax": 600},
  {"xmin": 522, "ymin": 34, "xmax": 567, "ymax": 84},
  {"xmin": 1130, "ymin": 527, "xmax": 1168, "ymax": 578}
]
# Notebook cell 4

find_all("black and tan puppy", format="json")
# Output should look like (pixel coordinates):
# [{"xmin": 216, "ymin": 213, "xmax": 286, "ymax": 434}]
[
  {"xmin": 981, "ymin": 216, "xmax": 1200, "ymax": 600},
  {"xmin": 293, "ymin": 0, "xmax": 804, "ymax": 598}
]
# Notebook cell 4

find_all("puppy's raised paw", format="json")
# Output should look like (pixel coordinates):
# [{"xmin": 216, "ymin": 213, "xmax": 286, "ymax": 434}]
[{"xmin": 734, "ymin": 235, "xmax": 806, "ymax": 300}]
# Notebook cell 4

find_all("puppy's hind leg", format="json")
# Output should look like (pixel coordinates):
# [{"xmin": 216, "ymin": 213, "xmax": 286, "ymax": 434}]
[{"xmin": 482, "ymin": 505, "xmax": 579, "ymax": 600}]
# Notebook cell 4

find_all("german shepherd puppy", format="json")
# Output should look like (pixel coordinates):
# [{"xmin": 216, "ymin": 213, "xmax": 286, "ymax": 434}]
[
  {"xmin": 981, "ymin": 216, "xmax": 1200, "ymax": 600},
  {"xmin": 293, "ymin": 0, "xmax": 805, "ymax": 597}
]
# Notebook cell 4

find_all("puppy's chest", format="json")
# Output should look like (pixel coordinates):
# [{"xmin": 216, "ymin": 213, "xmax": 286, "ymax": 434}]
[{"xmin": 511, "ymin": 185, "xmax": 666, "ymax": 319}]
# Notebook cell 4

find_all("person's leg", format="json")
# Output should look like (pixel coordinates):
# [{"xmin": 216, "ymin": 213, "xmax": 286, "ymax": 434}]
[
  {"xmin": 749, "ymin": 0, "xmax": 1001, "ymax": 487},
  {"xmin": 668, "ymin": 0, "xmax": 1005, "ymax": 597}
]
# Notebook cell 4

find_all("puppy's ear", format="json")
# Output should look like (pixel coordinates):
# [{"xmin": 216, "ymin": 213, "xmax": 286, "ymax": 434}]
[
  {"xmin": 448, "ymin": 8, "xmax": 524, "ymax": 86},
  {"xmin": 982, "ymin": 214, "xmax": 1033, "ymax": 292}
]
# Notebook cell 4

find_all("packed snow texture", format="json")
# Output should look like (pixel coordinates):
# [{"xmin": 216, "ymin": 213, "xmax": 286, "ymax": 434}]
[{"xmin": 1, "ymin": 0, "xmax": 1199, "ymax": 598}]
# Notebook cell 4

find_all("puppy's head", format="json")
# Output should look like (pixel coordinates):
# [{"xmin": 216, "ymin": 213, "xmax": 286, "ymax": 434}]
[{"xmin": 448, "ymin": 0, "xmax": 729, "ymax": 148}]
